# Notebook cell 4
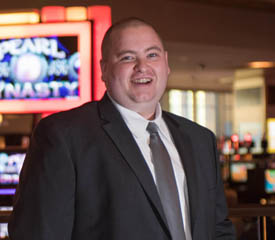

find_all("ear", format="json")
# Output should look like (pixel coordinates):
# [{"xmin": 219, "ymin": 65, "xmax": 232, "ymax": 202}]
[
  {"xmin": 165, "ymin": 51, "xmax": 171, "ymax": 75},
  {"xmin": 100, "ymin": 59, "xmax": 107, "ymax": 82}
]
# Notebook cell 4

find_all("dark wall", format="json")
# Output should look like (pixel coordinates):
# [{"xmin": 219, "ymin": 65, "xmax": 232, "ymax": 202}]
[{"xmin": 1, "ymin": 0, "xmax": 275, "ymax": 52}]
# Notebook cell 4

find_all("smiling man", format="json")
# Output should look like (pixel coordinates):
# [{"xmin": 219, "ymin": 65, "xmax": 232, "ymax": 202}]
[
  {"xmin": 9, "ymin": 18, "xmax": 236, "ymax": 240},
  {"xmin": 100, "ymin": 21, "xmax": 169, "ymax": 120}
]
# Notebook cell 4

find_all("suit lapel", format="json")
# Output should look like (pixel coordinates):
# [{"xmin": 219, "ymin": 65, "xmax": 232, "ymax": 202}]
[
  {"xmin": 98, "ymin": 94, "xmax": 170, "ymax": 235},
  {"xmin": 163, "ymin": 113, "xmax": 199, "ymax": 235}
]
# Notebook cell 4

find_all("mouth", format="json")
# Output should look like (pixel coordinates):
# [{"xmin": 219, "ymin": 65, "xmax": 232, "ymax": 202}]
[{"xmin": 131, "ymin": 78, "xmax": 153, "ymax": 84}]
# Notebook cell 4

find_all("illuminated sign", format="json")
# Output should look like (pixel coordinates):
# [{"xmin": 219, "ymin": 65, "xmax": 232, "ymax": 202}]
[
  {"xmin": 267, "ymin": 118, "xmax": 275, "ymax": 154},
  {"xmin": 265, "ymin": 169, "xmax": 275, "ymax": 194},
  {"xmin": 0, "ymin": 6, "xmax": 111, "ymax": 113},
  {"xmin": 0, "ymin": 36, "xmax": 79, "ymax": 100},
  {"xmin": 0, "ymin": 152, "xmax": 25, "ymax": 185},
  {"xmin": 0, "ymin": 21, "xmax": 92, "ymax": 113}
]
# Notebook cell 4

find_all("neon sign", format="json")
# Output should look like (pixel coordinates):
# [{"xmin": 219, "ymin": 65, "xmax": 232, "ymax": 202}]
[
  {"xmin": 0, "ymin": 36, "xmax": 79, "ymax": 100},
  {"xmin": 0, "ymin": 38, "xmax": 66, "ymax": 60},
  {"xmin": 0, "ymin": 7, "xmax": 111, "ymax": 113}
]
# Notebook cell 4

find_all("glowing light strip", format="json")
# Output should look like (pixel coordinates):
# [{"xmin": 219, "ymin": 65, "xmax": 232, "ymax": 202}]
[
  {"xmin": 66, "ymin": 7, "xmax": 87, "ymax": 21},
  {"xmin": 248, "ymin": 61, "xmax": 275, "ymax": 69},
  {"xmin": 267, "ymin": 118, "xmax": 275, "ymax": 154},
  {"xmin": 0, "ymin": 11, "xmax": 39, "ymax": 25},
  {"xmin": 41, "ymin": 6, "xmax": 66, "ymax": 23},
  {"xmin": 0, "ymin": 21, "xmax": 92, "ymax": 113},
  {"xmin": 0, "ymin": 189, "xmax": 16, "ymax": 195},
  {"xmin": 88, "ymin": 6, "xmax": 111, "ymax": 100}
]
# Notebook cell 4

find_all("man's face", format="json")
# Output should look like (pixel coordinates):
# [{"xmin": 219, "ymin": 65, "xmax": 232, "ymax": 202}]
[{"xmin": 101, "ymin": 24, "xmax": 170, "ymax": 119}]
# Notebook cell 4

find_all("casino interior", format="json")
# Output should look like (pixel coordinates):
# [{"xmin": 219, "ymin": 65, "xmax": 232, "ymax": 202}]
[{"xmin": 0, "ymin": 0, "xmax": 275, "ymax": 239}]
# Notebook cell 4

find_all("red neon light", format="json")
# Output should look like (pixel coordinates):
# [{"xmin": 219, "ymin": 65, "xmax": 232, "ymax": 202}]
[
  {"xmin": 244, "ymin": 133, "xmax": 252, "ymax": 142},
  {"xmin": 234, "ymin": 154, "xmax": 241, "ymax": 161},
  {"xmin": 41, "ymin": 6, "xmax": 66, "ymax": 23},
  {"xmin": 41, "ymin": 112, "xmax": 55, "ymax": 118},
  {"xmin": 231, "ymin": 134, "xmax": 239, "ymax": 143},
  {"xmin": 0, "ymin": 22, "xmax": 92, "ymax": 113},
  {"xmin": 88, "ymin": 6, "xmax": 111, "ymax": 100}
]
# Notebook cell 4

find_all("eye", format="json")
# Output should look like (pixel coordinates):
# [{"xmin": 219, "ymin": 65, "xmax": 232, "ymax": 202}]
[
  {"xmin": 120, "ymin": 55, "xmax": 135, "ymax": 62},
  {"xmin": 147, "ymin": 52, "xmax": 159, "ymax": 58}
]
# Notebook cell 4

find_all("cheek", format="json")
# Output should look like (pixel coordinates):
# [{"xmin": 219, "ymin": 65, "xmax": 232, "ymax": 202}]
[
  {"xmin": 156, "ymin": 67, "xmax": 169, "ymax": 89},
  {"xmin": 111, "ymin": 64, "xmax": 125, "ymax": 77},
  {"xmin": 114, "ymin": 66, "xmax": 133, "ymax": 84},
  {"xmin": 109, "ymin": 67, "xmax": 130, "ymax": 90},
  {"xmin": 167, "ymin": 65, "xmax": 171, "ymax": 75},
  {"xmin": 156, "ymin": 65, "xmax": 169, "ymax": 80}
]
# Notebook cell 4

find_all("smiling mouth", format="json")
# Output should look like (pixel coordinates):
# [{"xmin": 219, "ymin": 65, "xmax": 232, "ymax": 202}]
[{"xmin": 131, "ymin": 78, "xmax": 152, "ymax": 84}]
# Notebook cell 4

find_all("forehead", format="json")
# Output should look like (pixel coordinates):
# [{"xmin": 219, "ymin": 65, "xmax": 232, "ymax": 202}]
[{"xmin": 110, "ymin": 25, "xmax": 164, "ymax": 52}]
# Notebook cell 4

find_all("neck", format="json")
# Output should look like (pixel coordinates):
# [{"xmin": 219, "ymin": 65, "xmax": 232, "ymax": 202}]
[
  {"xmin": 138, "ymin": 111, "xmax": 156, "ymax": 120},
  {"xmin": 107, "ymin": 93, "xmax": 159, "ymax": 120},
  {"xmin": 131, "ymin": 102, "xmax": 158, "ymax": 120}
]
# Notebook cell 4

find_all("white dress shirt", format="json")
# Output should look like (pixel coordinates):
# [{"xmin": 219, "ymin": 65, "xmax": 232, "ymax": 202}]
[{"xmin": 109, "ymin": 97, "xmax": 192, "ymax": 240}]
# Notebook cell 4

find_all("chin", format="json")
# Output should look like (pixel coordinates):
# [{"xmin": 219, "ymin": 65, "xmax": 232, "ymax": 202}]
[{"xmin": 132, "ymin": 94, "xmax": 156, "ymax": 103}]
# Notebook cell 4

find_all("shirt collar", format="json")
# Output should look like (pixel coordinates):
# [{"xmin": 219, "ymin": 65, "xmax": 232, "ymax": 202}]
[{"xmin": 107, "ymin": 94, "xmax": 163, "ymax": 138}]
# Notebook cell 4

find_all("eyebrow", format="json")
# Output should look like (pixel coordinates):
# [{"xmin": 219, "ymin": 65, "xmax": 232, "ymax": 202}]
[
  {"xmin": 116, "ymin": 50, "xmax": 136, "ymax": 58},
  {"xmin": 145, "ymin": 46, "xmax": 162, "ymax": 52},
  {"xmin": 116, "ymin": 45, "xmax": 163, "ymax": 58}
]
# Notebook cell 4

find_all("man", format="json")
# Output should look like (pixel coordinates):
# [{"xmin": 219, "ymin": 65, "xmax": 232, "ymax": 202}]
[{"xmin": 8, "ymin": 18, "xmax": 236, "ymax": 240}]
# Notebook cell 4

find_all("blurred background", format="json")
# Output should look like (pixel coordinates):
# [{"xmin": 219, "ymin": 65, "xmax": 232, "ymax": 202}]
[{"xmin": 0, "ymin": 0, "xmax": 275, "ymax": 239}]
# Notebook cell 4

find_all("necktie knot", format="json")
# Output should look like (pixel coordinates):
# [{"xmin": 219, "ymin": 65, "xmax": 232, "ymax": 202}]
[{"xmin": 146, "ymin": 122, "xmax": 159, "ymax": 135}]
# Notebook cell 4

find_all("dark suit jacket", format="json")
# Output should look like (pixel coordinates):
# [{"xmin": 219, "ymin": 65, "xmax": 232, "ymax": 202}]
[{"xmin": 8, "ymin": 93, "xmax": 235, "ymax": 240}]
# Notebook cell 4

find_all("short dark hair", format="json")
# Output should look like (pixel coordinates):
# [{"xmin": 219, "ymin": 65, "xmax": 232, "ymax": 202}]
[{"xmin": 101, "ymin": 17, "xmax": 163, "ymax": 61}]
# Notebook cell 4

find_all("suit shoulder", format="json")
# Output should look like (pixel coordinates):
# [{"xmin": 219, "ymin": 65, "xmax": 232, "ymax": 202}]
[
  {"xmin": 35, "ymin": 101, "xmax": 99, "ymax": 133},
  {"xmin": 163, "ymin": 111, "xmax": 215, "ymax": 137}
]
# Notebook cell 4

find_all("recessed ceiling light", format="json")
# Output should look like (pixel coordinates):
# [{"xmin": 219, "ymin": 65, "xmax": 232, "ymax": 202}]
[{"xmin": 248, "ymin": 61, "xmax": 274, "ymax": 68}]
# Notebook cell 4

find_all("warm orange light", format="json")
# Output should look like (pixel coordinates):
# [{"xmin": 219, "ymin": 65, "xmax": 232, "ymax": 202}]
[
  {"xmin": 248, "ymin": 61, "xmax": 274, "ymax": 69},
  {"xmin": 66, "ymin": 7, "xmax": 87, "ymax": 21},
  {"xmin": 88, "ymin": 6, "xmax": 112, "ymax": 100},
  {"xmin": 0, "ymin": 11, "xmax": 39, "ymax": 25},
  {"xmin": 267, "ymin": 118, "xmax": 275, "ymax": 153},
  {"xmin": 41, "ymin": 6, "xmax": 66, "ymax": 22}
]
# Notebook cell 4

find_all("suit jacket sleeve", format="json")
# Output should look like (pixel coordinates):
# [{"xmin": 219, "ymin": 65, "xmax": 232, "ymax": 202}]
[
  {"xmin": 8, "ymin": 117, "xmax": 75, "ymax": 240},
  {"xmin": 212, "ymin": 132, "xmax": 236, "ymax": 239}
]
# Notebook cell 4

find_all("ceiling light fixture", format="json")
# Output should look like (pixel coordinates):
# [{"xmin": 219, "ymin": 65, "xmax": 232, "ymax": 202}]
[
  {"xmin": 0, "ymin": 10, "xmax": 40, "ymax": 25},
  {"xmin": 248, "ymin": 61, "xmax": 274, "ymax": 69}
]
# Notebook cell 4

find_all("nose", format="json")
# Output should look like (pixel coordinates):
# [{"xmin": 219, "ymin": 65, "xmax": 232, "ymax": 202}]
[{"xmin": 134, "ymin": 58, "xmax": 148, "ymax": 73}]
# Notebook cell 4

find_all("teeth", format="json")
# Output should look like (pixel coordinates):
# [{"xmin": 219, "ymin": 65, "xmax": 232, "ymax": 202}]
[{"xmin": 132, "ymin": 78, "xmax": 152, "ymax": 83}]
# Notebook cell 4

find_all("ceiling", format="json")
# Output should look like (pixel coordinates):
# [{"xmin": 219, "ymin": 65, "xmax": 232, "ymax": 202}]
[
  {"xmin": 166, "ymin": 40, "xmax": 275, "ymax": 92},
  {"xmin": 181, "ymin": 0, "xmax": 275, "ymax": 13},
  {"xmin": 159, "ymin": 0, "xmax": 275, "ymax": 92}
]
